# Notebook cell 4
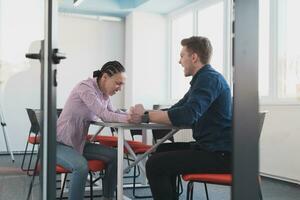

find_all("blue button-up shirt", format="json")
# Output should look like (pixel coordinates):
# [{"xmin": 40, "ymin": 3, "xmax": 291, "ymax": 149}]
[{"xmin": 168, "ymin": 64, "xmax": 232, "ymax": 152}]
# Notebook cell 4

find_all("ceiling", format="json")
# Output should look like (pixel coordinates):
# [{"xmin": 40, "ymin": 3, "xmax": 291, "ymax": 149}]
[{"xmin": 59, "ymin": 0, "xmax": 198, "ymax": 18}]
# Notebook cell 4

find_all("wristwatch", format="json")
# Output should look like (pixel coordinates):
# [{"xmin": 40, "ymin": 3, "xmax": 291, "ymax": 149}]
[{"xmin": 141, "ymin": 111, "xmax": 150, "ymax": 123}]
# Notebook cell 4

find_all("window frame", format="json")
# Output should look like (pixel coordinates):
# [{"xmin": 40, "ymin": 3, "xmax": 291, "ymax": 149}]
[
  {"xmin": 167, "ymin": 0, "xmax": 300, "ymax": 105},
  {"xmin": 166, "ymin": 0, "xmax": 232, "ymax": 103},
  {"xmin": 260, "ymin": 0, "xmax": 300, "ymax": 105}
]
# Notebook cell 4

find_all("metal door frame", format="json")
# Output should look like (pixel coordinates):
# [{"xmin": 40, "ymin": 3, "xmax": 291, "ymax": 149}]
[
  {"xmin": 232, "ymin": 0, "xmax": 260, "ymax": 199},
  {"xmin": 41, "ymin": 0, "xmax": 58, "ymax": 199}
]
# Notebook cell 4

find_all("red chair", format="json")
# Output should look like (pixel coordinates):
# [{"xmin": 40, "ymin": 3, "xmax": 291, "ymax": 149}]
[
  {"xmin": 182, "ymin": 112, "xmax": 267, "ymax": 200},
  {"xmin": 25, "ymin": 109, "xmax": 106, "ymax": 200},
  {"xmin": 27, "ymin": 159, "xmax": 106, "ymax": 200},
  {"xmin": 182, "ymin": 173, "xmax": 231, "ymax": 200},
  {"xmin": 182, "ymin": 174, "xmax": 263, "ymax": 200},
  {"xmin": 59, "ymin": 159, "xmax": 106, "ymax": 200},
  {"xmin": 88, "ymin": 128, "xmax": 152, "ymax": 198},
  {"xmin": 21, "ymin": 109, "xmax": 41, "ymax": 175},
  {"xmin": 22, "ymin": 108, "xmax": 63, "ymax": 175}
]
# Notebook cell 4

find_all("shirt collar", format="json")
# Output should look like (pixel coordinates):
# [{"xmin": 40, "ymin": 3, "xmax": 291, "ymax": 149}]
[{"xmin": 190, "ymin": 64, "xmax": 211, "ymax": 86}]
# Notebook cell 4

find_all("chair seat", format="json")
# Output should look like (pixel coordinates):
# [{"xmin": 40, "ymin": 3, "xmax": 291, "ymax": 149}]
[
  {"xmin": 88, "ymin": 160, "xmax": 106, "ymax": 172},
  {"xmin": 87, "ymin": 134, "xmax": 152, "ymax": 154},
  {"xmin": 28, "ymin": 135, "xmax": 40, "ymax": 144},
  {"xmin": 56, "ymin": 165, "xmax": 70, "ymax": 173},
  {"xmin": 182, "ymin": 173, "xmax": 232, "ymax": 185},
  {"xmin": 37, "ymin": 160, "xmax": 105, "ymax": 174},
  {"xmin": 125, "ymin": 141, "xmax": 152, "ymax": 154}
]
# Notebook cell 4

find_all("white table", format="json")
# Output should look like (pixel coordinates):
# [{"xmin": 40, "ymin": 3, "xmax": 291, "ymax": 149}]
[{"xmin": 91, "ymin": 121, "xmax": 183, "ymax": 200}]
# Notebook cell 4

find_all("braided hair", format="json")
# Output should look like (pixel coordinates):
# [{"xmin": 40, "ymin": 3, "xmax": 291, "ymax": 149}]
[{"xmin": 93, "ymin": 61, "xmax": 125, "ymax": 80}]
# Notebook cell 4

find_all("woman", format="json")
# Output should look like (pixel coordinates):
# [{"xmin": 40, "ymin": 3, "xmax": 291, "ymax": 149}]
[{"xmin": 56, "ymin": 61, "xmax": 128, "ymax": 200}]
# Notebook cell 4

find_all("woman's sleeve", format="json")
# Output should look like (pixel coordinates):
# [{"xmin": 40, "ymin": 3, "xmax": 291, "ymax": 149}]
[
  {"xmin": 107, "ymin": 99, "xmax": 127, "ymax": 114},
  {"xmin": 78, "ymin": 83, "xmax": 128, "ymax": 122}
]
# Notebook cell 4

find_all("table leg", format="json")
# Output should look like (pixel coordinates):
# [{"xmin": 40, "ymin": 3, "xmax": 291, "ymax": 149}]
[{"xmin": 117, "ymin": 127, "xmax": 124, "ymax": 200}]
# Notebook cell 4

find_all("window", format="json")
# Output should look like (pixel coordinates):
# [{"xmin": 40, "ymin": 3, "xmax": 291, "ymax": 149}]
[
  {"xmin": 259, "ymin": 0, "xmax": 300, "ymax": 102},
  {"xmin": 278, "ymin": 0, "xmax": 300, "ymax": 99},
  {"xmin": 259, "ymin": 0, "xmax": 270, "ymax": 97},
  {"xmin": 169, "ymin": 0, "xmax": 229, "ymax": 101},
  {"xmin": 170, "ymin": 12, "xmax": 193, "ymax": 100},
  {"xmin": 197, "ymin": 1, "xmax": 224, "ymax": 74},
  {"xmin": 169, "ymin": 0, "xmax": 300, "ymax": 104}
]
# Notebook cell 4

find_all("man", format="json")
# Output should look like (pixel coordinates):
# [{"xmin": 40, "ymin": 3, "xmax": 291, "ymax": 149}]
[{"xmin": 129, "ymin": 36, "xmax": 232, "ymax": 200}]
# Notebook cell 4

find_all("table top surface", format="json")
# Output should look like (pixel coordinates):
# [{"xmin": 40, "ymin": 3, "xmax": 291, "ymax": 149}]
[{"xmin": 91, "ymin": 120, "xmax": 189, "ymax": 130}]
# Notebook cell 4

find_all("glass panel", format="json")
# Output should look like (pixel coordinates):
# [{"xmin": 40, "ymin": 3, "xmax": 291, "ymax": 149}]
[
  {"xmin": 259, "ymin": 0, "xmax": 270, "ymax": 97},
  {"xmin": 278, "ymin": 0, "xmax": 300, "ymax": 99},
  {"xmin": 197, "ymin": 1, "xmax": 224, "ymax": 74},
  {"xmin": 0, "ymin": 0, "xmax": 44, "ymax": 199},
  {"xmin": 171, "ymin": 12, "xmax": 193, "ymax": 100}
]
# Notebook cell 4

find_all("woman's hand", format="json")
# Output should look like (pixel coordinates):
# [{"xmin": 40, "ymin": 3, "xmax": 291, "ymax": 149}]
[
  {"xmin": 132, "ymin": 104, "xmax": 145, "ymax": 115},
  {"xmin": 127, "ymin": 104, "xmax": 145, "ymax": 123}
]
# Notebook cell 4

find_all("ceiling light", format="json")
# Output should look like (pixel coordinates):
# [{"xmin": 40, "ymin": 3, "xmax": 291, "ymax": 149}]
[{"xmin": 73, "ymin": 0, "xmax": 84, "ymax": 7}]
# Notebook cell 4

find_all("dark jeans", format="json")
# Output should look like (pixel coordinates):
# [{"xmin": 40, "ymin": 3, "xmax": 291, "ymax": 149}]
[{"xmin": 145, "ymin": 142, "xmax": 231, "ymax": 200}]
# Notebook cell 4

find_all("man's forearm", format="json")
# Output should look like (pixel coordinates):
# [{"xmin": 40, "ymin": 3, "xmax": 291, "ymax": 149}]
[{"xmin": 148, "ymin": 110, "xmax": 172, "ymax": 125}]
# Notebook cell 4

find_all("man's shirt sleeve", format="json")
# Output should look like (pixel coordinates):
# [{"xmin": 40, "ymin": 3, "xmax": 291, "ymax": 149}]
[{"xmin": 167, "ymin": 74, "xmax": 221, "ymax": 127}]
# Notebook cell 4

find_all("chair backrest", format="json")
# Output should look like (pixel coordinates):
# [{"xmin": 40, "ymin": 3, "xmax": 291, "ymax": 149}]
[
  {"xmin": 26, "ymin": 108, "xmax": 63, "ymax": 134},
  {"xmin": 258, "ymin": 111, "xmax": 266, "ymax": 137},
  {"xmin": 26, "ymin": 108, "xmax": 42, "ymax": 135}
]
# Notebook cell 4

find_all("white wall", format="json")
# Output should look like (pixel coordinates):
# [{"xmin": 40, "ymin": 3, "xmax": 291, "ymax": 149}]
[
  {"xmin": 259, "ymin": 105, "xmax": 300, "ymax": 183},
  {"xmin": 57, "ymin": 15, "xmax": 125, "ymax": 109},
  {"xmin": 0, "ymin": 0, "xmax": 44, "ymax": 152},
  {"xmin": 0, "ymin": 13, "xmax": 125, "ymax": 152},
  {"xmin": 125, "ymin": 12, "xmax": 168, "ymax": 109}
]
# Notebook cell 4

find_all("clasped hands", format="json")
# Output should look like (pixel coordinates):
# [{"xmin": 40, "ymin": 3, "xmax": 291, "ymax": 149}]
[{"xmin": 127, "ymin": 104, "xmax": 145, "ymax": 124}]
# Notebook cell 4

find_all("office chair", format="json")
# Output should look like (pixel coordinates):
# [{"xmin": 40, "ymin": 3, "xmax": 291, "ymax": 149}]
[
  {"xmin": 21, "ymin": 108, "xmax": 41, "ymax": 175},
  {"xmin": 21, "ymin": 108, "xmax": 63, "ymax": 175},
  {"xmin": 182, "ymin": 111, "xmax": 267, "ymax": 200},
  {"xmin": 58, "ymin": 159, "xmax": 106, "ymax": 200},
  {"xmin": 26, "ymin": 109, "xmax": 107, "ymax": 200}
]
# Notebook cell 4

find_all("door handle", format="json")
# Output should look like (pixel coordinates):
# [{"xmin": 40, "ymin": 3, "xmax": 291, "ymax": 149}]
[{"xmin": 52, "ymin": 48, "xmax": 66, "ymax": 64}]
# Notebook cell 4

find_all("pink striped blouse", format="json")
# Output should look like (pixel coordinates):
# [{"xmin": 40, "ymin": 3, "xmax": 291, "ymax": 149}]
[{"xmin": 57, "ymin": 77, "xmax": 128, "ymax": 154}]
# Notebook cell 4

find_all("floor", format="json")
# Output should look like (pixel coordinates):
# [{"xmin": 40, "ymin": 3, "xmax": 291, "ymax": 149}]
[{"xmin": 0, "ymin": 153, "xmax": 300, "ymax": 200}]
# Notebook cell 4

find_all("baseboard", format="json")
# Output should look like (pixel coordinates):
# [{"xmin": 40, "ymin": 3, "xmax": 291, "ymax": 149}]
[{"xmin": 260, "ymin": 172, "xmax": 300, "ymax": 185}]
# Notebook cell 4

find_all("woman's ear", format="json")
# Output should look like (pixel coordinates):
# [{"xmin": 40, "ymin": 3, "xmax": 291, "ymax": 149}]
[{"xmin": 102, "ymin": 73, "xmax": 108, "ymax": 80}]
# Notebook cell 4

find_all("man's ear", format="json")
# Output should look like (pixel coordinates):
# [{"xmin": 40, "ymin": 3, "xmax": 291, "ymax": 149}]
[{"xmin": 191, "ymin": 53, "xmax": 199, "ymax": 63}]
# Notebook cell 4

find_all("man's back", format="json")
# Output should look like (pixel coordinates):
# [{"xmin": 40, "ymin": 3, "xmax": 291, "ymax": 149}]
[{"xmin": 168, "ymin": 64, "xmax": 232, "ymax": 152}]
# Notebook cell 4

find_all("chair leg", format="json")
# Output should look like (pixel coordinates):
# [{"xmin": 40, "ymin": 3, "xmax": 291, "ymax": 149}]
[
  {"xmin": 26, "ymin": 149, "xmax": 40, "ymax": 200},
  {"xmin": 27, "ymin": 143, "xmax": 36, "ymax": 175},
  {"xmin": 60, "ymin": 173, "xmax": 68, "ymax": 200},
  {"xmin": 21, "ymin": 141, "xmax": 30, "ymax": 171},
  {"xmin": 186, "ymin": 181, "xmax": 194, "ymax": 200},
  {"xmin": 258, "ymin": 176, "xmax": 263, "ymax": 200},
  {"xmin": 191, "ymin": 182, "xmax": 194, "ymax": 200},
  {"xmin": 204, "ymin": 183, "xmax": 209, "ymax": 200},
  {"xmin": 132, "ymin": 165, "xmax": 152, "ymax": 198},
  {"xmin": 89, "ymin": 172, "xmax": 93, "ymax": 200},
  {"xmin": 177, "ymin": 175, "xmax": 183, "ymax": 196}
]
